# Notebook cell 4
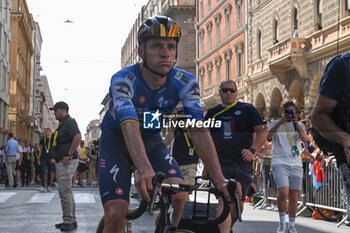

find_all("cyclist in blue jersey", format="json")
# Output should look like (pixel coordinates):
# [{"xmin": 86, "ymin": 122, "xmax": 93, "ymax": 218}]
[{"xmin": 99, "ymin": 16, "xmax": 231, "ymax": 233}]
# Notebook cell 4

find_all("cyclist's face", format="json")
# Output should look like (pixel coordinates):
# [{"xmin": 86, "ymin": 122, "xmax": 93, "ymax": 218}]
[{"xmin": 140, "ymin": 38, "xmax": 177, "ymax": 76}]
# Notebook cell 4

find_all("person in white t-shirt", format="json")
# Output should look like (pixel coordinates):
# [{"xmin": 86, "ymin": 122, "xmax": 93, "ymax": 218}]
[{"xmin": 267, "ymin": 101, "xmax": 308, "ymax": 233}]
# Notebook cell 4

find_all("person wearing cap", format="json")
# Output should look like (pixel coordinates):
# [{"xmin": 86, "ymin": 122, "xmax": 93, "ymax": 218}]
[
  {"xmin": 99, "ymin": 15, "xmax": 231, "ymax": 233},
  {"xmin": 49, "ymin": 101, "xmax": 81, "ymax": 231}
]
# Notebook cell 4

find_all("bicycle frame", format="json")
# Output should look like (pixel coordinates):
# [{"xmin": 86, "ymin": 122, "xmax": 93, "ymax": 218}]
[{"xmin": 155, "ymin": 188, "xmax": 178, "ymax": 233}]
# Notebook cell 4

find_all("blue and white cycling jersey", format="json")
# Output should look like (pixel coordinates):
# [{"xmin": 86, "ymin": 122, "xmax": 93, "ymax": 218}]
[{"xmin": 102, "ymin": 63, "xmax": 203, "ymax": 134}]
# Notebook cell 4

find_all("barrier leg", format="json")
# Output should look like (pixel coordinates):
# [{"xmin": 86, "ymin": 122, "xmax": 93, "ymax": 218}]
[
  {"xmin": 336, "ymin": 214, "xmax": 349, "ymax": 228},
  {"xmin": 258, "ymin": 198, "xmax": 267, "ymax": 210},
  {"xmin": 253, "ymin": 198, "xmax": 265, "ymax": 209},
  {"xmin": 296, "ymin": 206, "xmax": 308, "ymax": 217}
]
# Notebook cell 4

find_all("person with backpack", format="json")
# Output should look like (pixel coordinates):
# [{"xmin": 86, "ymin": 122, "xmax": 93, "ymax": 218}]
[{"xmin": 312, "ymin": 53, "xmax": 350, "ymax": 205}]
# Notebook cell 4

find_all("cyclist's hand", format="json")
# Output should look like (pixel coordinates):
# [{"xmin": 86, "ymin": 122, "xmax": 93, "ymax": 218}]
[
  {"xmin": 215, "ymin": 179, "xmax": 232, "ymax": 203},
  {"xmin": 135, "ymin": 169, "xmax": 156, "ymax": 202}
]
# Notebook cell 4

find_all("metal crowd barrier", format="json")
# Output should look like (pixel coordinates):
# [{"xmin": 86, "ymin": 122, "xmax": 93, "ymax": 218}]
[{"xmin": 252, "ymin": 160, "xmax": 349, "ymax": 228}]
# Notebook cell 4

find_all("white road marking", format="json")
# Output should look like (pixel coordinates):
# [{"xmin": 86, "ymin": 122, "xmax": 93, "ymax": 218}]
[
  {"xmin": 28, "ymin": 193, "xmax": 55, "ymax": 203},
  {"xmin": 74, "ymin": 193, "xmax": 95, "ymax": 203},
  {"xmin": 0, "ymin": 192, "xmax": 16, "ymax": 203}
]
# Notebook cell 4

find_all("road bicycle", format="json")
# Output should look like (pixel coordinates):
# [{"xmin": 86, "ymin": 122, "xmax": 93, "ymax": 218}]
[{"xmin": 96, "ymin": 172, "xmax": 240, "ymax": 233}]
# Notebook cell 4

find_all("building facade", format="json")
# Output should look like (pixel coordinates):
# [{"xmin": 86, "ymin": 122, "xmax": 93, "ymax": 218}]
[
  {"xmin": 247, "ymin": 0, "xmax": 350, "ymax": 118},
  {"xmin": 39, "ymin": 75, "xmax": 55, "ymax": 132},
  {"xmin": 84, "ymin": 119, "xmax": 100, "ymax": 147},
  {"xmin": 0, "ymin": 0, "xmax": 11, "ymax": 145},
  {"xmin": 196, "ymin": 0, "xmax": 247, "ymax": 109},
  {"xmin": 9, "ymin": 0, "xmax": 34, "ymax": 143},
  {"xmin": 31, "ymin": 21, "xmax": 43, "ymax": 143}
]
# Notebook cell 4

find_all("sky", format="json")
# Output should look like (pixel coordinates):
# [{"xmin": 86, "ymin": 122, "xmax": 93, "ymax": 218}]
[{"xmin": 26, "ymin": 0, "xmax": 149, "ymax": 137}]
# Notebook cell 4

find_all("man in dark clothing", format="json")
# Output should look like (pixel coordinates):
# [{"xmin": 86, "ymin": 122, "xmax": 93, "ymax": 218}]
[
  {"xmin": 39, "ymin": 128, "xmax": 53, "ymax": 192},
  {"xmin": 312, "ymin": 53, "xmax": 350, "ymax": 204},
  {"xmin": 164, "ymin": 108, "xmax": 199, "ymax": 200},
  {"xmin": 50, "ymin": 101, "xmax": 81, "ymax": 231},
  {"xmin": 205, "ymin": 80, "xmax": 265, "ymax": 232},
  {"xmin": 21, "ymin": 140, "xmax": 34, "ymax": 186}
]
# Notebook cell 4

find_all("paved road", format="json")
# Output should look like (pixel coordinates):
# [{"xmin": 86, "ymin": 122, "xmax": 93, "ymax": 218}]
[{"xmin": 0, "ymin": 184, "xmax": 349, "ymax": 232}]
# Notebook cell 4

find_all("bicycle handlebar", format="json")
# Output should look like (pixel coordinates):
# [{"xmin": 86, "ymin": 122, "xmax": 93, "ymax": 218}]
[
  {"xmin": 125, "ymin": 172, "xmax": 242, "ymax": 225},
  {"xmin": 126, "ymin": 172, "xmax": 165, "ymax": 220},
  {"xmin": 227, "ymin": 178, "xmax": 242, "ymax": 222}
]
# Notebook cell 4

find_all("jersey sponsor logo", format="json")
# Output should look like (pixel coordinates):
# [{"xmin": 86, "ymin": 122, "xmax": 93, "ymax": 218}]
[
  {"xmin": 143, "ymin": 110, "xmax": 161, "ymax": 129},
  {"xmin": 139, "ymin": 96, "xmax": 146, "ymax": 104},
  {"xmin": 179, "ymin": 74, "xmax": 191, "ymax": 86},
  {"xmin": 169, "ymin": 169, "xmax": 177, "ymax": 175},
  {"xmin": 110, "ymin": 164, "xmax": 120, "ymax": 184},
  {"xmin": 188, "ymin": 98, "xmax": 200, "ymax": 103},
  {"xmin": 101, "ymin": 191, "xmax": 110, "ymax": 198},
  {"xmin": 164, "ymin": 153, "xmax": 174, "ymax": 165},
  {"xmin": 234, "ymin": 110, "xmax": 242, "ymax": 115},
  {"xmin": 117, "ymin": 103, "xmax": 134, "ymax": 111},
  {"xmin": 115, "ymin": 96, "xmax": 130, "ymax": 102},
  {"xmin": 116, "ymin": 188, "xmax": 124, "ymax": 195},
  {"xmin": 176, "ymin": 72, "xmax": 182, "ymax": 78},
  {"xmin": 126, "ymin": 72, "xmax": 136, "ymax": 84},
  {"xmin": 115, "ymin": 81, "xmax": 132, "ymax": 97},
  {"xmin": 187, "ymin": 83, "xmax": 200, "ymax": 96}
]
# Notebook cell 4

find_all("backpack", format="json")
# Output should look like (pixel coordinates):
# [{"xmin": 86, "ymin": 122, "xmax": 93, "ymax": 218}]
[{"xmin": 312, "ymin": 53, "xmax": 350, "ymax": 155}]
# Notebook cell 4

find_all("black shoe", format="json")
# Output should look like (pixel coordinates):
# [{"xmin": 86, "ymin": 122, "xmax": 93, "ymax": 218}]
[
  {"xmin": 60, "ymin": 223, "xmax": 75, "ymax": 231},
  {"xmin": 55, "ymin": 221, "xmax": 77, "ymax": 229},
  {"xmin": 55, "ymin": 222, "xmax": 64, "ymax": 229}
]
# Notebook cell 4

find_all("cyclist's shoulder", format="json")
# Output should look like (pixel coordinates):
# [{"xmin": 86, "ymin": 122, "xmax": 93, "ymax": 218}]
[
  {"xmin": 169, "ymin": 68, "xmax": 196, "ymax": 87},
  {"xmin": 111, "ymin": 64, "xmax": 140, "ymax": 85}
]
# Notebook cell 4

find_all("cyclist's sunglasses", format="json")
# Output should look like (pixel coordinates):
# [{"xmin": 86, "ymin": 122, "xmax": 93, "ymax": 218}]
[
  {"xmin": 220, "ymin": 88, "xmax": 236, "ymax": 93},
  {"xmin": 150, "ymin": 24, "xmax": 181, "ymax": 37}
]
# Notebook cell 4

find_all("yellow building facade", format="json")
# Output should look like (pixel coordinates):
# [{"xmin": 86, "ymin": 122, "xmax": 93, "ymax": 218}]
[{"xmin": 9, "ymin": 0, "xmax": 34, "ymax": 143}]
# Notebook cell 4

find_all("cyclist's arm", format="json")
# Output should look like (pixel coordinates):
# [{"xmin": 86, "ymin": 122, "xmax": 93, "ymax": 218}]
[
  {"xmin": 121, "ymin": 121, "xmax": 155, "ymax": 201},
  {"xmin": 163, "ymin": 125, "xmax": 175, "ymax": 145},
  {"xmin": 188, "ymin": 127, "xmax": 229, "ymax": 197}
]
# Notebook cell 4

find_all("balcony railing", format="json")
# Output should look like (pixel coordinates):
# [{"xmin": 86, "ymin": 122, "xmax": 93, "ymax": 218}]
[
  {"xmin": 308, "ymin": 16, "xmax": 350, "ymax": 52},
  {"xmin": 202, "ymin": 84, "xmax": 220, "ymax": 107},
  {"xmin": 161, "ymin": 0, "xmax": 195, "ymax": 13},
  {"xmin": 266, "ymin": 37, "xmax": 308, "ymax": 80}
]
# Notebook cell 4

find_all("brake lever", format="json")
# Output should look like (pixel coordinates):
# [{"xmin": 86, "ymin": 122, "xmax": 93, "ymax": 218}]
[
  {"xmin": 228, "ymin": 178, "xmax": 242, "ymax": 222},
  {"xmin": 148, "ymin": 172, "xmax": 165, "ymax": 216}
]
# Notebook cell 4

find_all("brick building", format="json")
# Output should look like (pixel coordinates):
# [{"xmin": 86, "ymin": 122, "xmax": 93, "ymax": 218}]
[
  {"xmin": 247, "ymin": 0, "xmax": 350, "ymax": 118},
  {"xmin": 196, "ymin": 0, "xmax": 247, "ymax": 109}
]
